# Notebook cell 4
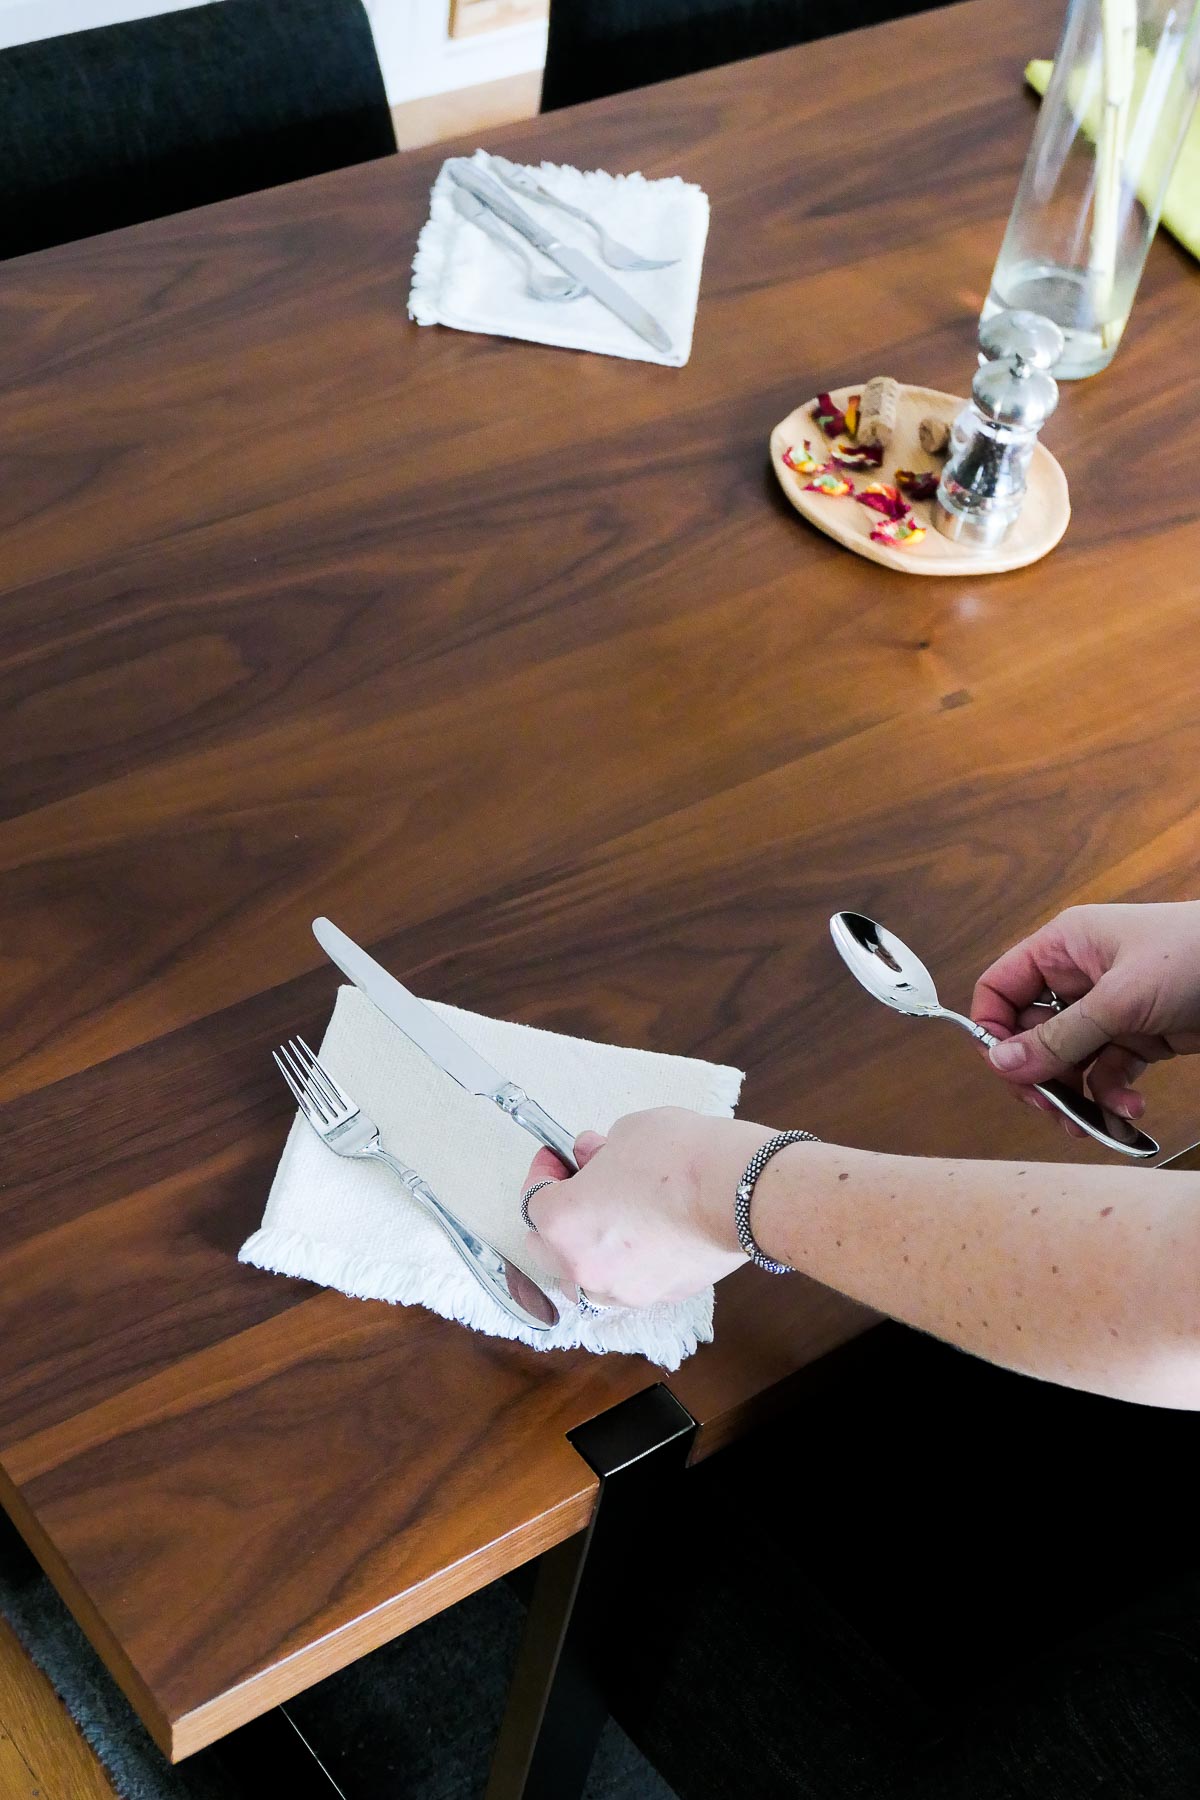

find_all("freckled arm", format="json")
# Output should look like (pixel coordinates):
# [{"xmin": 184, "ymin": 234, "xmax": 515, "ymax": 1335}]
[{"xmin": 752, "ymin": 1143, "xmax": 1200, "ymax": 1408}]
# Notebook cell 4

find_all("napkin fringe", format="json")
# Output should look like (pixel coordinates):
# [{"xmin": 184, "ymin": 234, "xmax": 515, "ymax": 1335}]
[
  {"xmin": 696, "ymin": 1063, "xmax": 744, "ymax": 1117},
  {"xmin": 238, "ymin": 1223, "xmax": 530, "ymax": 1336},
  {"xmin": 409, "ymin": 204, "xmax": 448, "ymax": 327},
  {"xmin": 238, "ymin": 1223, "xmax": 715, "ymax": 1371}
]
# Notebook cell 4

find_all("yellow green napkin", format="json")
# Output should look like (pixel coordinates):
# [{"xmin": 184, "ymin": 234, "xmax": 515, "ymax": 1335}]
[{"xmin": 1026, "ymin": 56, "xmax": 1200, "ymax": 260}]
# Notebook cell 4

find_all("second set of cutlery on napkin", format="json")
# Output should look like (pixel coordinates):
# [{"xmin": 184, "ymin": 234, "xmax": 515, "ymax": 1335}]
[
  {"xmin": 447, "ymin": 155, "xmax": 675, "ymax": 353},
  {"xmin": 408, "ymin": 148, "xmax": 710, "ymax": 367}
]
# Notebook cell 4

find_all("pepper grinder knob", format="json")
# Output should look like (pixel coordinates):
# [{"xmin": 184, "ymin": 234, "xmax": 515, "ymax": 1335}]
[
  {"xmin": 934, "ymin": 310, "xmax": 1064, "ymax": 548},
  {"xmin": 978, "ymin": 309, "xmax": 1064, "ymax": 372}
]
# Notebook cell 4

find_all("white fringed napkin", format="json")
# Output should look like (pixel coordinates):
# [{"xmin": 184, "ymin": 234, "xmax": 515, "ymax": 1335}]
[
  {"xmin": 408, "ymin": 147, "xmax": 710, "ymax": 367},
  {"xmin": 240, "ymin": 988, "xmax": 743, "ymax": 1370}
]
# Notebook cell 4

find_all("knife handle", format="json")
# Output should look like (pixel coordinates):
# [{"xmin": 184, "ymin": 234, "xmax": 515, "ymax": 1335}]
[
  {"xmin": 495, "ymin": 1083, "xmax": 580, "ymax": 1173},
  {"xmin": 445, "ymin": 159, "xmax": 560, "ymax": 256}
]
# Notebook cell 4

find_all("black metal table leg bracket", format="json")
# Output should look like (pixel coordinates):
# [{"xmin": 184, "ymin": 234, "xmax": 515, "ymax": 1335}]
[{"xmin": 485, "ymin": 1383, "xmax": 698, "ymax": 1800}]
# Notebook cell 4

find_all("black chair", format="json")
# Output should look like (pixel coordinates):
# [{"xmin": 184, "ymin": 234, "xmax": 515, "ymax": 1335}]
[
  {"xmin": 541, "ymin": 0, "xmax": 956, "ymax": 112},
  {"xmin": 0, "ymin": 0, "xmax": 395, "ymax": 262}
]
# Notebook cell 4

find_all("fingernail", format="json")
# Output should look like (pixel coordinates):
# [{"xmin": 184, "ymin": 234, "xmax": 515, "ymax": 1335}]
[
  {"xmin": 1116, "ymin": 1094, "xmax": 1144, "ymax": 1120},
  {"xmin": 989, "ymin": 1040, "xmax": 1027, "ymax": 1071}
]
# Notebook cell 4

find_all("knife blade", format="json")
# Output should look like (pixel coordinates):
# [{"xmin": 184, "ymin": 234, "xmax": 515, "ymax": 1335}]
[
  {"xmin": 312, "ymin": 918, "xmax": 579, "ymax": 1171},
  {"xmin": 445, "ymin": 159, "xmax": 673, "ymax": 356}
]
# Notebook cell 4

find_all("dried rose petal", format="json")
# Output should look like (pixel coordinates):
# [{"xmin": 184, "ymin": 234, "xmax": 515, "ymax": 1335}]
[
  {"xmin": 870, "ymin": 516, "xmax": 927, "ymax": 548},
  {"xmin": 783, "ymin": 439, "xmax": 830, "ymax": 476},
  {"xmin": 804, "ymin": 470, "xmax": 852, "ymax": 497},
  {"xmin": 843, "ymin": 395, "xmax": 861, "ymax": 437},
  {"xmin": 811, "ymin": 392, "xmax": 848, "ymax": 436},
  {"xmin": 832, "ymin": 440, "xmax": 885, "ymax": 469},
  {"xmin": 855, "ymin": 482, "xmax": 908, "ymax": 521},
  {"xmin": 895, "ymin": 468, "xmax": 940, "ymax": 500}
]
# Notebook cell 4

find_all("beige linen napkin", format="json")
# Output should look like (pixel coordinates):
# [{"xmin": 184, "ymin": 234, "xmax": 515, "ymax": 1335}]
[{"xmin": 240, "ymin": 987, "xmax": 743, "ymax": 1370}]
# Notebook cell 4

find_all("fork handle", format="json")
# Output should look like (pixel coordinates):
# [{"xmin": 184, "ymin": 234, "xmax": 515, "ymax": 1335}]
[
  {"xmin": 364, "ymin": 1147, "xmax": 561, "ymax": 1333},
  {"xmin": 486, "ymin": 158, "xmax": 599, "ymax": 232}
]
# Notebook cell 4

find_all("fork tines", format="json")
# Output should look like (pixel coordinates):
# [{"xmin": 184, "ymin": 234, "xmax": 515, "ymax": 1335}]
[{"xmin": 273, "ymin": 1036, "xmax": 354, "ymax": 1125}]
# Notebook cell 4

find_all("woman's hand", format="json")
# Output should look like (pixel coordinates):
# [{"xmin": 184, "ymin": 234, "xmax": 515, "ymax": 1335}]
[
  {"xmin": 519, "ymin": 1108, "xmax": 776, "ymax": 1309},
  {"xmin": 972, "ymin": 901, "xmax": 1200, "ymax": 1133}
]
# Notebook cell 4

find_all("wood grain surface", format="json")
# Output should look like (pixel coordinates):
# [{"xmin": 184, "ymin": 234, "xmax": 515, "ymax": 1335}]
[
  {"xmin": 2, "ymin": 0, "xmax": 1199, "ymax": 1762},
  {"xmin": 0, "ymin": 1616, "xmax": 117, "ymax": 1800}
]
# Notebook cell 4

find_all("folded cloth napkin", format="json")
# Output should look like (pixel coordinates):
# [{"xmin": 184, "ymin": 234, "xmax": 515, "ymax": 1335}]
[
  {"xmin": 408, "ymin": 146, "xmax": 709, "ymax": 367},
  {"xmin": 240, "ymin": 987, "xmax": 743, "ymax": 1369},
  {"xmin": 1026, "ymin": 58, "xmax": 1200, "ymax": 262}
]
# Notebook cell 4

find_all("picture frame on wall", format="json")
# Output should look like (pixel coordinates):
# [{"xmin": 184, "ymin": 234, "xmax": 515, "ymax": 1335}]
[{"xmin": 449, "ymin": 0, "xmax": 548, "ymax": 38}]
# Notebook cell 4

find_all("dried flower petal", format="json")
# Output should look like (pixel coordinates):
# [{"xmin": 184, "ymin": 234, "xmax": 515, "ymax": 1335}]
[
  {"xmin": 783, "ymin": 439, "xmax": 830, "ymax": 476},
  {"xmin": 895, "ymin": 468, "xmax": 940, "ymax": 500},
  {"xmin": 832, "ymin": 440, "xmax": 885, "ymax": 469},
  {"xmin": 804, "ymin": 470, "xmax": 852, "ymax": 497},
  {"xmin": 855, "ymin": 482, "xmax": 908, "ymax": 520},
  {"xmin": 870, "ymin": 516, "xmax": 927, "ymax": 548},
  {"xmin": 812, "ymin": 392, "xmax": 848, "ymax": 436},
  {"xmin": 843, "ymin": 395, "xmax": 861, "ymax": 437}
]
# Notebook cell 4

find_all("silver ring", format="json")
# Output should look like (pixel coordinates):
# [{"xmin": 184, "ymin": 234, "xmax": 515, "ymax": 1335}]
[
  {"xmin": 520, "ymin": 1179, "xmax": 610, "ymax": 1314},
  {"xmin": 520, "ymin": 1178, "xmax": 555, "ymax": 1231}
]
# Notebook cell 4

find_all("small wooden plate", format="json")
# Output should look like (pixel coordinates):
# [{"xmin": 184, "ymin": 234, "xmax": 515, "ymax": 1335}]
[{"xmin": 770, "ymin": 383, "xmax": 1070, "ymax": 577}]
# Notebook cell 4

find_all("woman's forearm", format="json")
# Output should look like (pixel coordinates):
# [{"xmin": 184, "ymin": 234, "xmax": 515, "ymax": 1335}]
[{"xmin": 754, "ymin": 1141, "xmax": 1200, "ymax": 1407}]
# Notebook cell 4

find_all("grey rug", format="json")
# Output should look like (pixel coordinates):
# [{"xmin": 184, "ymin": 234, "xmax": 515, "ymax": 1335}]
[{"xmin": 0, "ymin": 1515, "xmax": 676, "ymax": 1800}]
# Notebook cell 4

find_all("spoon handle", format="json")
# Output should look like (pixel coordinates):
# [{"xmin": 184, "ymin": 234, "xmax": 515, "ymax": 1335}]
[
  {"xmin": 1028, "ymin": 1079, "xmax": 1159, "ymax": 1159},
  {"xmin": 938, "ymin": 1010, "xmax": 1159, "ymax": 1160}
]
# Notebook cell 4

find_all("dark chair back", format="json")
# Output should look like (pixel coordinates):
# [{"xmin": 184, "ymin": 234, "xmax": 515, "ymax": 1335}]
[
  {"xmin": 541, "ymin": 0, "xmax": 953, "ymax": 112},
  {"xmin": 0, "ymin": 0, "xmax": 395, "ymax": 261}
]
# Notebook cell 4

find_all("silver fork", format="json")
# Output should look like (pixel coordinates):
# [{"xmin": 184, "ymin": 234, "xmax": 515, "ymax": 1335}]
[
  {"xmin": 274, "ymin": 1037, "xmax": 560, "ymax": 1333},
  {"xmin": 488, "ymin": 155, "xmax": 679, "ymax": 271}
]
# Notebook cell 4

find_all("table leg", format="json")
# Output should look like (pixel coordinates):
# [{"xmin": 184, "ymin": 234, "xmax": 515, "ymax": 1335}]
[{"xmin": 485, "ymin": 1383, "xmax": 697, "ymax": 1800}]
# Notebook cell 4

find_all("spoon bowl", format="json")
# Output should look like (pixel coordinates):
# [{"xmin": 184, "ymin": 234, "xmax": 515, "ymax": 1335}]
[
  {"xmin": 829, "ymin": 911, "xmax": 943, "ymax": 1016},
  {"xmin": 452, "ymin": 187, "xmax": 584, "ymax": 301}
]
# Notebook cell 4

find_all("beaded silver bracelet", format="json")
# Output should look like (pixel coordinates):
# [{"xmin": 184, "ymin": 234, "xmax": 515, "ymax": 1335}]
[{"xmin": 734, "ymin": 1130, "xmax": 821, "ymax": 1274}]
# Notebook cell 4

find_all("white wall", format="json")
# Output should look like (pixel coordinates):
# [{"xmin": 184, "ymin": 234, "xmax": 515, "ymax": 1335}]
[
  {"xmin": 0, "ymin": 0, "xmax": 207, "ymax": 44},
  {"xmin": 0, "ymin": 0, "xmax": 547, "ymax": 103}
]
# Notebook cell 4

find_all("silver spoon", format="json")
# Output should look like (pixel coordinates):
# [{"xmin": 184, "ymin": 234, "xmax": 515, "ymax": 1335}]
[
  {"xmin": 488, "ymin": 155, "xmax": 679, "ymax": 272},
  {"xmin": 452, "ymin": 188, "xmax": 584, "ymax": 301},
  {"xmin": 829, "ymin": 911, "xmax": 1159, "ymax": 1160}
]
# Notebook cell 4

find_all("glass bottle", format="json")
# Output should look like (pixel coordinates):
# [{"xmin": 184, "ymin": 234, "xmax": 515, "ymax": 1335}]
[{"xmin": 983, "ymin": 0, "xmax": 1200, "ymax": 378}]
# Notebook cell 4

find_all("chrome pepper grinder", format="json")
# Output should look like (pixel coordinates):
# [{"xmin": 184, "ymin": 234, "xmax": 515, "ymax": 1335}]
[{"xmin": 934, "ymin": 310, "xmax": 1065, "ymax": 547}]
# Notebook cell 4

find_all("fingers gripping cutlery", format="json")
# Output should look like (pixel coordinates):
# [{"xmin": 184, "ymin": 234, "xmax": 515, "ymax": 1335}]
[{"xmin": 829, "ymin": 911, "xmax": 1158, "ymax": 1159}]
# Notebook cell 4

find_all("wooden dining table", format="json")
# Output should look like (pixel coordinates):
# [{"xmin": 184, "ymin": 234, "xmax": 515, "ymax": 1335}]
[{"xmin": 2, "ymin": 0, "xmax": 1199, "ymax": 1792}]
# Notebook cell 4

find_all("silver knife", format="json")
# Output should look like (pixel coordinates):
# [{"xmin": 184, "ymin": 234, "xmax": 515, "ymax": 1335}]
[
  {"xmin": 445, "ymin": 159, "xmax": 673, "ymax": 356},
  {"xmin": 312, "ymin": 918, "xmax": 580, "ymax": 1172}
]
